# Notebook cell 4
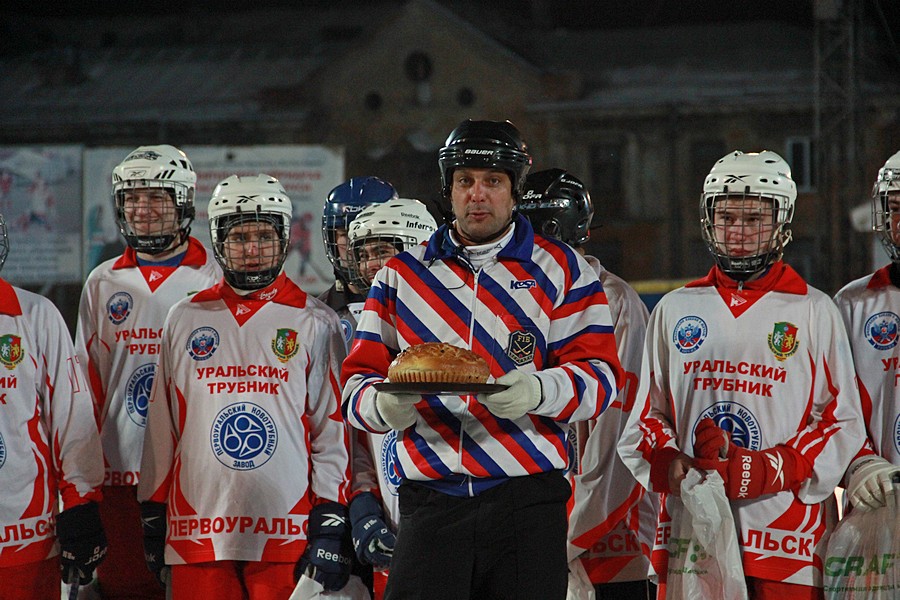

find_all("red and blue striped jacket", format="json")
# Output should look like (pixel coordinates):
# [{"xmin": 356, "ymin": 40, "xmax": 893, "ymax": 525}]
[{"xmin": 341, "ymin": 215, "xmax": 623, "ymax": 494}]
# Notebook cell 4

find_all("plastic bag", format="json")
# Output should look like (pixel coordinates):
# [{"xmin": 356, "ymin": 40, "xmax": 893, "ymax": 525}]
[
  {"xmin": 290, "ymin": 575, "xmax": 372, "ymax": 600},
  {"xmin": 665, "ymin": 469, "xmax": 748, "ymax": 600},
  {"xmin": 566, "ymin": 557, "xmax": 596, "ymax": 600},
  {"xmin": 824, "ymin": 480, "xmax": 900, "ymax": 599}
]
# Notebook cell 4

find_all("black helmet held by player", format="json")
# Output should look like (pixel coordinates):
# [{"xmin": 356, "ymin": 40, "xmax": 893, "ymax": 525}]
[
  {"xmin": 0, "ymin": 212, "xmax": 8, "ymax": 273},
  {"xmin": 519, "ymin": 168, "xmax": 594, "ymax": 247},
  {"xmin": 438, "ymin": 119, "xmax": 532, "ymax": 209},
  {"xmin": 322, "ymin": 176, "xmax": 397, "ymax": 285}
]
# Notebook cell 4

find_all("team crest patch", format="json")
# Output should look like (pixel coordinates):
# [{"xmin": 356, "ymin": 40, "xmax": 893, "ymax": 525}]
[
  {"xmin": 271, "ymin": 328, "xmax": 299, "ymax": 363},
  {"xmin": 506, "ymin": 330, "xmax": 536, "ymax": 366},
  {"xmin": 0, "ymin": 431, "xmax": 5, "ymax": 469},
  {"xmin": 381, "ymin": 431, "xmax": 402, "ymax": 495},
  {"xmin": 186, "ymin": 327, "xmax": 219, "ymax": 361},
  {"xmin": 0, "ymin": 335, "xmax": 24, "ymax": 370},
  {"xmin": 125, "ymin": 363, "xmax": 155, "ymax": 427},
  {"xmin": 673, "ymin": 316, "xmax": 707, "ymax": 354},
  {"xmin": 210, "ymin": 402, "xmax": 278, "ymax": 471},
  {"xmin": 696, "ymin": 402, "xmax": 761, "ymax": 451},
  {"xmin": 107, "ymin": 292, "xmax": 133, "ymax": 325},
  {"xmin": 767, "ymin": 322, "xmax": 799, "ymax": 361},
  {"xmin": 865, "ymin": 312, "xmax": 900, "ymax": 351}
]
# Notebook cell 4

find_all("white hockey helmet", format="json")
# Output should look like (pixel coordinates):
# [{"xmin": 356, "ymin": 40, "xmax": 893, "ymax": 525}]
[
  {"xmin": 0, "ymin": 212, "xmax": 8, "ymax": 273},
  {"xmin": 700, "ymin": 150, "xmax": 797, "ymax": 280},
  {"xmin": 208, "ymin": 174, "xmax": 293, "ymax": 290},
  {"xmin": 872, "ymin": 150, "xmax": 900, "ymax": 264},
  {"xmin": 347, "ymin": 198, "xmax": 437, "ymax": 292},
  {"xmin": 112, "ymin": 144, "xmax": 196, "ymax": 254}
]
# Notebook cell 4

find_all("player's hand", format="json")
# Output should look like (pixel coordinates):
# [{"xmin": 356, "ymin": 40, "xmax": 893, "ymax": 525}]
[
  {"xmin": 375, "ymin": 390, "xmax": 418, "ymax": 430},
  {"xmin": 56, "ymin": 502, "xmax": 108, "ymax": 586},
  {"xmin": 297, "ymin": 502, "xmax": 352, "ymax": 591},
  {"xmin": 349, "ymin": 492, "xmax": 396, "ymax": 568},
  {"xmin": 693, "ymin": 417, "xmax": 729, "ymax": 460},
  {"xmin": 478, "ymin": 370, "xmax": 541, "ymax": 420},
  {"xmin": 698, "ymin": 443, "xmax": 811, "ymax": 501},
  {"xmin": 140, "ymin": 502, "xmax": 169, "ymax": 588},
  {"xmin": 847, "ymin": 457, "xmax": 900, "ymax": 512},
  {"xmin": 649, "ymin": 446, "xmax": 693, "ymax": 495}
]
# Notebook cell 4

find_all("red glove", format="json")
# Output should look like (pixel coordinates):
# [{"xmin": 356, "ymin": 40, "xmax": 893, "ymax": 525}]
[
  {"xmin": 692, "ymin": 418, "xmax": 812, "ymax": 500},
  {"xmin": 693, "ymin": 417, "xmax": 728, "ymax": 460}
]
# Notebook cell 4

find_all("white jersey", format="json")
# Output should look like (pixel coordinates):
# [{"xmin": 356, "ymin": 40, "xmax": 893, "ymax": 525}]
[
  {"xmin": 567, "ymin": 256, "xmax": 656, "ymax": 583},
  {"xmin": 833, "ymin": 265, "xmax": 900, "ymax": 464},
  {"xmin": 618, "ymin": 263, "xmax": 865, "ymax": 587},
  {"xmin": 74, "ymin": 238, "xmax": 221, "ymax": 487},
  {"xmin": 0, "ymin": 279, "xmax": 104, "ymax": 567},
  {"xmin": 137, "ymin": 273, "xmax": 350, "ymax": 565}
]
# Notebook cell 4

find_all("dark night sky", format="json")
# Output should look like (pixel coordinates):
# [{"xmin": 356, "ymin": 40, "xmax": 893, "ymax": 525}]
[{"xmin": 5, "ymin": 0, "xmax": 819, "ymax": 26}]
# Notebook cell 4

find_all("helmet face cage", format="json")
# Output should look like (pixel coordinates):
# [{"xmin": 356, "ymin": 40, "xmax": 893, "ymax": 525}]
[
  {"xmin": 322, "ymin": 176, "xmax": 397, "ymax": 284},
  {"xmin": 112, "ymin": 145, "xmax": 196, "ymax": 254},
  {"xmin": 0, "ymin": 213, "xmax": 8, "ymax": 273},
  {"xmin": 438, "ymin": 120, "xmax": 532, "ymax": 210},
  {"xmin": 699, "ymin": 151, "xmax": 796, "ymax": 280},
  {"xmin": 519, "ymin": 168, "xmax": 594, "ymax": 246},
  {"xmin": 872, "ymin": 151, "xmax": 900, "ymax": 264},
  {"xmin": 346, "ymin": 199, "xmax": 437, "ymax": 293},
  {"xmin": 208, "ymin": 174, "xmax": 292, "ymax": 291}
]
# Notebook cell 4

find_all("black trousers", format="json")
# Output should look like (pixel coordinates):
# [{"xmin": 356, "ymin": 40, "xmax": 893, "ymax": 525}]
[{"xmin": 384, "ymin": 471, "xmax": 571, "ymax": 600}]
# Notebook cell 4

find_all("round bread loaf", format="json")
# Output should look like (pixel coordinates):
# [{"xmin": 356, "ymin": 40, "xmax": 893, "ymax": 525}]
[{"xmin": 387, "ymin": 342, "xmax": 490, "ymax": 383}]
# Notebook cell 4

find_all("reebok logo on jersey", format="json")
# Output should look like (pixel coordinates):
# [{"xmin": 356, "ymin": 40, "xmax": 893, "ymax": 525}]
[
  {"xmin": 235, "ymin": 304, "xmax": 250, "ymax": 315},
  {"xmin": 729, "ymin": 293, "xmax": 747, "ymax": 307},
  {"xmin": 148, "ymin": 270, "xmax": 163, "ymax": 282}
]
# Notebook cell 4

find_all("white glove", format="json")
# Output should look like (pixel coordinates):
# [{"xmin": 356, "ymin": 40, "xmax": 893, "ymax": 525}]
[
  {"xmin": 478, "ymin": 370, "xmax": 541, "ymax": 420},
  {"xmin": 375, "ymin": 391, "xmax": 419, "ymax": 430},
  {"xmin": 847, "ymin": 456, "xmax": 900, "ymax": 512}
]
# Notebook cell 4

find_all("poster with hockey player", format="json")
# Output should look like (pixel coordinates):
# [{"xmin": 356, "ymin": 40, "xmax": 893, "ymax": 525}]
[
  {"xmin": 83, "ymin": 145, "xmax": 344, "ymax": 295},
  {"xmin": 0, "ymin": 145, "xmax": 83, "ymax": 285}
]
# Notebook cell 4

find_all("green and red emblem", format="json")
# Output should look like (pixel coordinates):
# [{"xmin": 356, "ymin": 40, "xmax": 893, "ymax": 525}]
[
  {"xmin": 271, "ymin": 328, "xmax": 299, "ymax": 363},
  {"xmin": 767, "ymin": 322, "xmax": 799, "ymax": 361},
  {"xmin": 0, "ymin": 334, "xmax": 24, "ymax": 370}
]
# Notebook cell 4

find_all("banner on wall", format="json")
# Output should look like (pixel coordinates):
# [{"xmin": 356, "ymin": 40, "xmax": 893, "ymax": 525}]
[
  {"xmin": 0, "ymin": 146, "xmax": 83, "ymax": 286},
  {"xmin": 84, "ymin": 145, "xmax": 344, "ymax": 295}
]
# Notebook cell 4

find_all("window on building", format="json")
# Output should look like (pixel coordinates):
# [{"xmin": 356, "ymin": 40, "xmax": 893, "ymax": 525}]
[
  {"xmin": 690, "ymin": 140, "xmax": 727, "ymax": 192},
  {"xmin": 786, "ymin": 137, "xmax": 815, "ymax": 192},
  {"xmin": 588, "ymin": 142, "xmax": 624, "ymax": 222}
]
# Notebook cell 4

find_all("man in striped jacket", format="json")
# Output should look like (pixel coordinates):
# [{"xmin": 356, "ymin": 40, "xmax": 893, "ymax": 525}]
[{"xmin": 341, "ymin": 119, "xmax": 623, "ymax": 600}]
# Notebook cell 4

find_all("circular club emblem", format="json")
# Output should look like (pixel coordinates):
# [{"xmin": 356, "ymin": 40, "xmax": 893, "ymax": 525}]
[
  {"xmin": 125, "ymin": 363, "xmax": 155, "ymax": 427},
  {"xmin": 865, "ymin": 312, "xmax": 900, "ymax": 351},
  {"xmin": 186, "ymin": 327, "xmax": 219, "ymax": 361},
  {"xmin": 673, "ymin": 316, "xmax": 708, "ymax": 354},
  {"xmin": 0, "ymin": 430, "xmax": 5, "ymax": 469},
  {"xmin": 340, "ymin": 319, "xmax": 353, "ymax": 347},
  {"xmin": 107, "ymin": 292, "xmax": 133, "ymax": 325},
  {"xmin": 210, "ymin": 403, "xmax": 277, "ymax": 471},
  {"xmin": 380, "ymin": 430, "xmax": 402, "ymax": 494},
  {"xmin": 894, "ymin": 414, "xmax": 900, "ymax": 456},
  {"xmin": 696, "ymin": 402, "xmax": 762, "ymax": 451}
]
